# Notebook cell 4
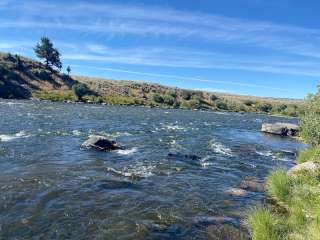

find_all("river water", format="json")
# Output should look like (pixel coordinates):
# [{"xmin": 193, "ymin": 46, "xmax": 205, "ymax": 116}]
[{"xmin": 0, "ymin": 100, "xmax": 305, "ymax": 239}]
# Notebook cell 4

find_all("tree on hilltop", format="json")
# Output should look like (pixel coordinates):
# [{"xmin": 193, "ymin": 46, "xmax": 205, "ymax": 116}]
[
  {"xmin": 34, "ymin": 37, "xmax": 62, "ymax": 70},
  {"xmin": 66, "ymin": 66, "xmax": 71, "ymax": 76}
]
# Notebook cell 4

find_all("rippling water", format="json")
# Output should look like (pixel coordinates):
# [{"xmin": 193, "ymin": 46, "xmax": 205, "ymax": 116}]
[{"xmin": 0, "ymin": 100, "xmax": 306, "ymax": 239}]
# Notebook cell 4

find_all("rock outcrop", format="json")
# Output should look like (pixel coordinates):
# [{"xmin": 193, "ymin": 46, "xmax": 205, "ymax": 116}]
[
  {"xmin": 81, "ymin": 135, "xmax": 123, "ymax": 151},
  {"xmin": 288, "ymin": 161, "xmax": 320, "ymax": 175},
  {"xmin": 261, "ymin": 123, "xmax": 299, "ymax": 137}
]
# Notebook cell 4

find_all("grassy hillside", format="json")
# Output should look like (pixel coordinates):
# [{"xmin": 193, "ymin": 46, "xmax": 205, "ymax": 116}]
[
  {"xmin": 0, "ymin": 52, "xmax": 75, "ymax": 99},
  {"xmin": 74, "ymin": 76, "xmax": 304, "ymax": 116},
  {"xmin": 0, "ymin": 52, "xmax": 305, "ymax": 116}
]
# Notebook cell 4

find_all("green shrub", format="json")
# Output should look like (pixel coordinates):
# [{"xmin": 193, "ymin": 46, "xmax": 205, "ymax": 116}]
[
  {"xmin": 72, "ymin": 83, "xmax": 90, "ymax": 101},
  {"xmin": 244, "ymin": 99, "xmax": 255, "ymax": 106},
  {"xmin": 33, "ymin": 90, "xmax": 75, "ymax": 101},
  {"xmin": 163, "ymin": 95, "xmax": 175, "ymax": 105},
  {"xmin": 191, "ymin": 91, "xmax": 204, "ymax": 100},
  {"xmin": 173, "ymin": 101, "xmax": 180, "ymax": 108},
  {"xmin": 167, "ymin": 90, "xmax": 177, "ymax": 98},
  {"xmin": 267, "ymin": 170, "xmax": 291, "ymax": 203},
  {"xmin": 210, "ymin": 94, "xmax": 218, "ymax": 101},
  {"xmin": 82, "ymin": 95, "xmax": 104, "ymax": 103},
  {"xmin": 257, "ymin": 103, "xmax": 273, "ymax": 113},
  {"xmin": 276, "ymin": 104, "xmax": 287, "ymax": 112},
  {"xmin": 298, "ymin": 147, "xmax": 320, "ymax": 163},
  {"xmin": 247, "ymin": 207, "xmax": 287, "ymax": 240},
  {"xmin": 300, "ymin": 93, "xmax": 320, "ymax": 146},
  {"xmin": 181, "ymin": 99, "xmax": 201, "ymax": 109},
  {"xmin": 153, "ymin": 94, "xmax": 164, "ymax": 103},
  {"xmin": 216, "ymin": 100, "xmax": 228, "ymax": 110},
  {"xmin": 181, "ymin": 90, "xmax": 192, "ymax": 100},
  {"xmin": 104, "ymin": 95, "xmax": 140, "ymax": 105}
]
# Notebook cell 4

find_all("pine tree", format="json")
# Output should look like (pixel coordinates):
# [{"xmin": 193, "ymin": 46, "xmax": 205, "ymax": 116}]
[
  {"xmin": 34, "ymin": 37, "xmax": 62, "ymax": 70},
  {"xmin": 66, "ymin": 66, "xmax": 71, "ymax": 76}
]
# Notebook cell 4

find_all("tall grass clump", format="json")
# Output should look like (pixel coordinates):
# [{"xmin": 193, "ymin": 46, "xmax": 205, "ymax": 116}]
[
  {"xmin": 267, "ymin": 170, "xmax": 291, "ymax": 203},
  {"xmin": 298, "ymin": 147, "xmax": 320, "ymax": 163},
  {"xmin": 247, "ymin": 207, "xmax": 287, "ymax": 240}
]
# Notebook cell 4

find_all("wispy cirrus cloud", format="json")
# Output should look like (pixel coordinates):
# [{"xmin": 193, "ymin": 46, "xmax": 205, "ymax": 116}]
[
  {"xmin": 1, "ymin": 39, "xmax": 319, "ymax": 78},
  {"xmin": 62, "ymin": 44, "xmax": 320, "ymax": 77},
  {"xmin": 0, "ymin": 1, "xmax": 319, "ymax": 59}
]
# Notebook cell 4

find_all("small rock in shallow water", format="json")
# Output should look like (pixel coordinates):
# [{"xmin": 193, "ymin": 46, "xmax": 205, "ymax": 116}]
[
  {"xmin": 225, "ymin": 187, "xmax": 248, "ymax": 197},
  {"xmin": 207, "ymin": 224, "xmax": 249, "ymax": 240},
  {"xmin": 81, "ymin": 135, "xmax": 123, "ymax": 151},
  {"xmin": 193, "ymin": 216, "xmax": 239, "ymax": 226},
  {"xmin": 167, "ymin": 153, "xmax": 201, "ymax": 161},
  {"xmin": 238, "ymin": 176, "xmax": 265, "ymax": 192}
]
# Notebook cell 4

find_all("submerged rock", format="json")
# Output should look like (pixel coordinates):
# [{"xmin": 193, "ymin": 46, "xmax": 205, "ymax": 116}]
[
  {"xmin": 81, "ymin": 135, "xmax": 123, "ymax": 151},
  {"xmin": 167, "ymin": 153, "xmax": 201, "ymax": 161},
  {"xmin": 288, "ymin": 161, "xmax": 320, "ymax": 175},
  {"xmin": 193, "ymin": 216, "xmax": 239, "ymax": 226},
  {"xmin": 261, "ymin": 123, "xmax": 299, "ymax": 137},
  {"xmin": 238, "ymin": 176, "xmax": 265, "ymax": 192},
  {"xmin": 207, "ymin": 224, "xmax": 249, "ymax": 240}
]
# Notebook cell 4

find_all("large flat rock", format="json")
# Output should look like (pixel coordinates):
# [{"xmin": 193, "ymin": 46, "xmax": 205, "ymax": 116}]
[{"xmin": 261, "ymin": 123, "xmax": 299, "ymax": 137}]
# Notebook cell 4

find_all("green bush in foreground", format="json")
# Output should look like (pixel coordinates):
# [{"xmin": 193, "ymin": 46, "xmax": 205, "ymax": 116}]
[
  {"xmin": 249, "ymin": 168, "xmax": 320, "ymax": 240},
  {"xmin": 248, "ymin": 207, "xmax": 287, "ymax": 240},
  {"xmin": 267, "ymin": 170, "xmax": 291, "ymax": 203}
]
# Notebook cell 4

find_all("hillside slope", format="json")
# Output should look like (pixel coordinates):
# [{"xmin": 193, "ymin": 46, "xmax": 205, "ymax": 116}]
[
  {"xmin": 75, "ymin": 75, "xmax": 304, "ymax": 116},
  {"xmin": 0, "ymin": 52, "xmax": 304, "ymax": 116},
  {"xmin": 0, "ymin": 53, "xmax": 75, "ymax": 98}
]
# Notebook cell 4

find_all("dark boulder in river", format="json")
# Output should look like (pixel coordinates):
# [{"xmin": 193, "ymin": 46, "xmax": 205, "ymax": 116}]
[
  {"xmin": 261, "ymin": 123, "xmax": 299, "ymax": 137},
  {"xmin": 81, "ymin": 135, "xmax": 123, "ymax": 151}
]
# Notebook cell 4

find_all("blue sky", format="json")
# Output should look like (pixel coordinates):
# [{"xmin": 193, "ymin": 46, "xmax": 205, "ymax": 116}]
[{"xmin": 0, "ymin": 0, "xmax": 319, "ymax": 99}]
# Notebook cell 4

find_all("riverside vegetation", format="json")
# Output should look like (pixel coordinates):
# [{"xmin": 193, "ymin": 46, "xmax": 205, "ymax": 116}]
[
  {"xmin": 0, "ymin": 38, "xmax": 304, "ymax": 117},
  {"xmin": 248, "ymin": 87, "xmax": 320, "ymax": 239}
]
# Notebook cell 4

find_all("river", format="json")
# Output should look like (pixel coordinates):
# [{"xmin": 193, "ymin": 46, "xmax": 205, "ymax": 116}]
[{"xmin": 0, "ymin": 100, "xmax": 305, "ymax": 239}]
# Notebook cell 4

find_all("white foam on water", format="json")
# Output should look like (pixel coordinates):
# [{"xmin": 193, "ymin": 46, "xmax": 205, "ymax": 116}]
[
  {"xmin": 94, "ymin": 131, "xmax": 132, "ymax": 138},
  {"xmin": 209, "ymin": 139, "xmax": 233, "ymax": 156},
  {"xmin": 116, "ymin": 147, "xmax": 138, "ymax": 155},
  {"xmin": 166, "ymin": 125, "xmax": 186, "ymax": 131},
  {"xmin": 107, "ymin": 164, "xmax": 155, "ymax": 178},
  {"xmin": 256, "ymin": 150, "xmax": 292, "ymax": 162},
  {"xmin": 255, "ymin": 150, "xmax": 273, "ymax": 157},
  {"xmin": 0, "ymin": 131, "xmax": 32, "ymax": 142},
  {"xmin": 0, "ymin": 101, "xmax": 27, "ymax": 106},
  {"xmin": 72, "ymin": 130, "xmax": 82, "ymax": 136},
  {"xmin": 213, "ymin": 112, "xmax": 228, "ymax": 115},
  {"xmin": 199, "ymin": 156, "xmax": 214, "ymax": 168}
]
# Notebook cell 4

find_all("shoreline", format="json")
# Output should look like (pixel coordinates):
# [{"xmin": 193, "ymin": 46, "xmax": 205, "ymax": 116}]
[{"xmin": 0, "ymin": 97, "xmax": 301, "ymax": 119}]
